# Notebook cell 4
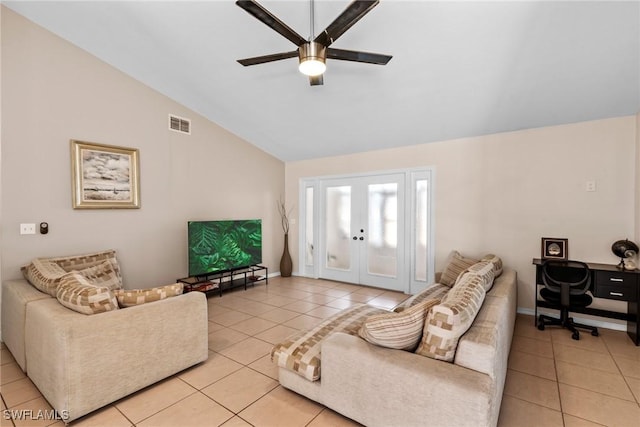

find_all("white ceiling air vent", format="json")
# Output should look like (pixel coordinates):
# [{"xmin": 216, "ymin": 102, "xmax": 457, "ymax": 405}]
[{"xmin": 169, "ymin": 114, "xmax": 191, "ymax": 135}]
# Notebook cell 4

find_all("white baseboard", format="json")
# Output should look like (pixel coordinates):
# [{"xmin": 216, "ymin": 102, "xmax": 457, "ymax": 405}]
[{"xmin": 517, "ymin": 307, "xmax": 627, "ymax": 332}]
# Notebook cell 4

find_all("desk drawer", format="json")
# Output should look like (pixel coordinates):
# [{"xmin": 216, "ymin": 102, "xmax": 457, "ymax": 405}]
[{"xmin": 594, "ymin": 271, "xmax": 637, "ymax": 302}]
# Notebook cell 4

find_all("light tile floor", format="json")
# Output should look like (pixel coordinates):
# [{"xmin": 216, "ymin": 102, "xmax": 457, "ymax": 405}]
[{"xmin": 1, "ymin": 276, "xmax": 640, "ymax": 426}]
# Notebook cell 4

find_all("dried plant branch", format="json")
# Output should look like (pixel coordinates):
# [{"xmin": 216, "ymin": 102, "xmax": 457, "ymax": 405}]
[{"xmin": 277, "ymin": 197, "xmax": 293, "ymax": 234}]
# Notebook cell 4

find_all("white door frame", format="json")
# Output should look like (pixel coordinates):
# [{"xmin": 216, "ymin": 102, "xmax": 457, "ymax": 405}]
[{"xmin": 298, "ymin": 167, "xmax": 435, "ymax": 294}]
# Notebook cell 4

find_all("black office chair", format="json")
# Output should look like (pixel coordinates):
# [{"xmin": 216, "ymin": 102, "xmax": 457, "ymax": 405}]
[{"xmin": 537, "ymin": 260, "xmax": 599, "ymax": 340}]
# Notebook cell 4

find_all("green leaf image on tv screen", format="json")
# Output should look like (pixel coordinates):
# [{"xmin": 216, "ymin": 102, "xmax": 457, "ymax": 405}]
[{"xmin": 188, "ymin": 219, "xmax": 262, "ymax": 277}]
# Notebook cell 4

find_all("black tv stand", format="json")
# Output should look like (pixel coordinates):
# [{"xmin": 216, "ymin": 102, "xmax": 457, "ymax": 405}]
[{"xmin": 178, "ymin": 265, "xmax": 268, "ymax": 297}]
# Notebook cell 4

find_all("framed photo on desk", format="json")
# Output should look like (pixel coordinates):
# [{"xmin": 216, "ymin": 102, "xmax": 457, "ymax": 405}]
[{"xmin": 541, "ymin": 237, "xmax": 568, "ymax": 260}]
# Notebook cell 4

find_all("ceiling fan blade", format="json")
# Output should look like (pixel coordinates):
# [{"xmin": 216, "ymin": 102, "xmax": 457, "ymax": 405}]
[
  {"xmin": 236, "ymin": 0, "xmax": 307, "ymax": 46},
  {"xmin": 314, "ymin": 0, "xmax": 379, "ymax": 47},
  {"xmin": 237, "ymin": 50, "xmax": 298, "ymax": 66},
  {"xmin": 327, "ymin": 48, "xmax": 392, "ymax": 65},
  {"xmin": 309, "ymin": 75, "xmax": 324, "ymax": 86}
]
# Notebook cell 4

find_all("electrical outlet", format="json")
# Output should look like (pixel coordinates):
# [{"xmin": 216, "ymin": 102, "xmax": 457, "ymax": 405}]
[
  {"xmin": 20, "ymin": 223, "xmax": 36, "ymax": 235},
  {"xmin": 586, "ymin": 181, "xmax": 597, "ymax": 192}
]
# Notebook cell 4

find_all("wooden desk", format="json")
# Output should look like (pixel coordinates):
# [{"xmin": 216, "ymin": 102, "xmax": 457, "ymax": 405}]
[{"xmin": 533, "ymin": 258, "xmax": 639, "ymax": 345}]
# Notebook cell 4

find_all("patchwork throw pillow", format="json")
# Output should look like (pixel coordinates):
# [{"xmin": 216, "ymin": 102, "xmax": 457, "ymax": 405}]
[
  {"xmin": 415, "ymin": 272, "xmax": 486, "ymax": 361},
  {"xmin": 481, "ymin": 253, "xmax": 503, "ymax": 278},
  {"xmin": 394, "ymin": 283, "xmax": 449, "ymax": 312},
  {"xmin": 359, "ymin": 298, "xmax": 440, "ymax": 351},
  {"xmin": 21, "ymin": 249, "xmax": 123, "ymax": 296},
  {"xmin": 74, "ymin": 259, "xmax": 122, "ymax": 291},
  {"xmin": 22, "ymin": 259, "xmax": 68, "ymax": 297},
  {"xmin": 457, "ymin": 261, "xmax": 496, "ymax": 292},
  {"xmin": 50, "ymin": 249, "xmax": 122, "ymax": 285},
  {"xmin": 440, "ymin": 251, "xmax": 478, "ymax": 287},
  {"xmin": 114, "ymin": 283, "xmax": 184, "ymax": 308},
  {"xmin": 56, "ymin": 272, "xmax": 119, "ymax": 315},
  {"xmin": 271, "ymin": 304, "xmax": 387, "ymax": 381}
]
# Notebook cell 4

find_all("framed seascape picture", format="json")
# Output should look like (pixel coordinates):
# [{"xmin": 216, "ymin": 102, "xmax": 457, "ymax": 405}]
[{"xmin": 71, "ymin": 140, "xmax": 141, "ymax": 209}]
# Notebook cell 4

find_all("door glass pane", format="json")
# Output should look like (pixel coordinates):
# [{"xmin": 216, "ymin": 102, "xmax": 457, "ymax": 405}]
[
  {"xmin": 367, "ymin": 183, "xmax": 397, "ymax": 277},
  {"xmin": 305, "ymin": 187, "xmax": 314, "ymax": 266},
  {"xmin": 415, "ymin": 179, "xmax": 428, "ymax": 281},
  {"xmin": 325, "ymin": 186, "xmax": 351, "ymax": 270}
]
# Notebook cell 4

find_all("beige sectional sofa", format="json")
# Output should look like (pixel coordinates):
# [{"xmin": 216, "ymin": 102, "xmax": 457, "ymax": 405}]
[
  {"xmin": 272, "ymin": 260, "xmax": 517, "ymax": 427},
  {"xmin": 1, "ymin": 251, "xmax": 208, "ymax": 422}
]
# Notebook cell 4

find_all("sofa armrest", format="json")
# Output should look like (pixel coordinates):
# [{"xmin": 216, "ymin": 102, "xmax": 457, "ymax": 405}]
[
  {"xmin": 321, "ymin": 333, "xmax": 494, "ymax": 427},
  {"xmin": 25, "ymin": 291, "xmax": 208, "ymax": 422},
  {"xmin": 455, "ymin": 269, "xmax": 517, "ymax": 379}
]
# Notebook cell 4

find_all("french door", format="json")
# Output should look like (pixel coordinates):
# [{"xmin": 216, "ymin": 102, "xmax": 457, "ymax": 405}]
[
  {"xmin": 319, "ymin": 173, "xmax": 405, "ymax": 290},
  {"xmin": 300, "ymin": 168, "xmax": 434, "ymax": 294}
]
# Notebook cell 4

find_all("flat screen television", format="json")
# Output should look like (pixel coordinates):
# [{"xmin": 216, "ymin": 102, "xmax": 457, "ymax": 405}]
[{"xmin": 188, "ymin": 219, "xmax": 262, "ymax": 277}]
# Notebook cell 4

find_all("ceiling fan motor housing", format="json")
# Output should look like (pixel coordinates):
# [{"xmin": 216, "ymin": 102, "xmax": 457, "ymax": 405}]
[{"xmin": 298, "ymin": 42, "xmax": 327, "ymax": 76}]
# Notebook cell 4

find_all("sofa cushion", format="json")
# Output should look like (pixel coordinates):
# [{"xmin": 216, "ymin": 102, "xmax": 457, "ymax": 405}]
[
  {"xmin": 114, "ymin": 283, "xmax": 184, "ymax": 308},
  {"xmin": 56, "ymin": 272, "xmax": 119, "ymax": 315},
  {"xmin": 359, "ymin": 298, "xmax": 440, "ymax": 351},
  {"xmin": 271, "ymin": 303, "xmax": 387, "ymax": 381},
  {"xmin": 394, "ymin": 283, "xmax": 449, "ymax": 312},
  {"xmin": 481, "ymin": 254, "xmax": 503, "ymax": 278},
  {"xmin": 22, "ymin": 259, "xmax": 68, "ymax": 297},
  {"xmin": 458, "ymin": 261, "xmax": 495, "ymax": 292},
  {"xmin": 440, "ymin": 251, "xmax": 478, "ymax": 287},
  {"xmin": 415, "ymin": 272, "xmax": 486, "ymax": 361}
]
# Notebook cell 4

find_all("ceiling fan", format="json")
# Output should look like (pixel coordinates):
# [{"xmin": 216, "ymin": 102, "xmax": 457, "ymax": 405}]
[{"xmin": 236, "ymin": 0, "xmax": 392, "ymax": 86}]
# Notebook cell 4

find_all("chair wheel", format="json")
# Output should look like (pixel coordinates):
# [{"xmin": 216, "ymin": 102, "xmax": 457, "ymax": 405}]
[
  {"xmin": 537, "ymin": 320, "xmax": 545, "ymax": 331},
  {"xmin": 591, "ymin": 330, "xmax": 599, "ymax": 337},
  {"xmin": 572, "ymin": 332, "xmax": 580, "ymax": 340}
]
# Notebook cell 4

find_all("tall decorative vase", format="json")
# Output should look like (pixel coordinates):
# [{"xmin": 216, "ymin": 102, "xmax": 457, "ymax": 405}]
[{"xmin": 280, "ymin": 233, "xmax": 293, "ymax": 277}]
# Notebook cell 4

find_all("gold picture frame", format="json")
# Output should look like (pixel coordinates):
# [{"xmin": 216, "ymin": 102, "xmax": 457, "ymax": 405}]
[
  {"xmin": 541, "ymin": 237, "xmax": 568, "ymax": 260},
  {"xmin": 71, "ymin": 140, "xmax": 140, "ymax": 209}
]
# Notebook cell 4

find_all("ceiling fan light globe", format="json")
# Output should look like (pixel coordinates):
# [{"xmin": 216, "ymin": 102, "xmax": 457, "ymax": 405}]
[
  {"xmin": 299, "ymin": 58, "xmax": 326, "ymax": 76},
  {"xmin": 298, "ymin": 42, "xmax": 327, "ymax": 76}
]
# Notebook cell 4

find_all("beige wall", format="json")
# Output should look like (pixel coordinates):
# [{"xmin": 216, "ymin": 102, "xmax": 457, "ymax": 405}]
[
  {"xmin": 636, "ymin": 113, "xmax": 640, "ymax": 244},
  {"xmin": 1, "ymin": 8, "xmax": 284, "ymax": 289},
  {"xmin": 0, "ymin": 6, "xmax": 3, "ymax": 316},
  {"xmin": 286, "ymin": 116, "xmax": 637, "ymax": 321}
]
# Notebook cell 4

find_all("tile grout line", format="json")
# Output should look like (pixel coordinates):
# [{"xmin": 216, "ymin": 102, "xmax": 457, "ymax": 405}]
[
  {"xmin": 554, "ymin": 329, "xmax": 640, "ymax": 422},
  {"xmin": 548, "ymin": 333, "xmax": 566, "ymax": 426},
  {"xmin": 600, "ymin": 333, "xmax": 640, "ymax": 407}
]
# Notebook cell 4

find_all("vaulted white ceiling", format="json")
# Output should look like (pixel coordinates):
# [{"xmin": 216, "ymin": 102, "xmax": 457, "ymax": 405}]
[{"xmin": 5, "ymin": 1, "xmax": 639, "ymax": 161}]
